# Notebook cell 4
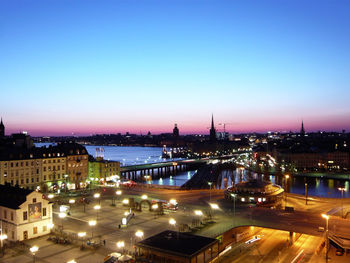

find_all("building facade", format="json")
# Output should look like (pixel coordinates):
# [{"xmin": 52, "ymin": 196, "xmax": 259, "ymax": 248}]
[
  {"xmin": 88, "ymin": 157, "xmax": 121, "ymax": 184},
  {"xmin": 0, "ymin": 184, "xmax": 53, "ymax": 241}
]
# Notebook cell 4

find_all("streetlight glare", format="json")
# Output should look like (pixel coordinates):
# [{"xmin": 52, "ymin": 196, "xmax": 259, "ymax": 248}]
[
  {"xmin": 58, "ymin": 212, "xmax": 66, "ymax": 218},
  {"xmin": 94, "ymin": 205, "xmax": 101, "ymax": 210},
  {"xmin": 169, "ymin": 218, "xmax": 176, "ymax": 225},
  {"xmin": 30, "ymin": 245, "xmax": 39, "ymax": 253},
  {"xmin": 116, "ymin": 190, "xmax": 122, "ymax": 195},
  {"xmin": 122, "ymin": 199, "xmax": 129, "ymax": 204},
  {"xmin": 94, "ymin": 193, "xmax": 100, "ymax": 198},
  {"xmin": 117, "ymin": 241, "xmax": 125, "ymax": 248},
  {"xmin": 194, "ymin": 210, "xmax": 203, "ymax": 216},
  {"xmin": 89, "ymin": 220, "xmax": 97, "ymax": 226},
  {"xmin": 48, "ymin": 194, "xmax": 54, "ymax": 199},
  {"xmin": 135, "ymin": 230, "xmax": 144, "ymax": 238},
  {"xmin": 152, "ymin": 204, "xmax": 158, "ymax": 209},
  {"xmin": 78, "ymin": 232, "xmax": 86, "ymax": 237},
  {"xmin": 141, "ymin": 194, "xmax": 148, "ymax": 200},
  {"xmin": 47, "ymin": 223, "xmax": 54, "ymax": 229},
  {"xmin": 69, "ymin": 199, "xmax": 75, "ymax": 204},
  {"xmin": 322, "ymin": 214, "xmax": 329, "ymax": 220},
  {"xmin": 169, "ymin": 199, "xmax": 177, "ymax": 205},
  {"xmin": 210, "ymin": 203, "xmax": 219, "ymax": 209},
  {"xmin": 67, "ymin": 260, "xmax": 77, "ymax": 263},
  {"xmin": 0, "ymin": 234, "xmax": 8, "ymax": 240}
]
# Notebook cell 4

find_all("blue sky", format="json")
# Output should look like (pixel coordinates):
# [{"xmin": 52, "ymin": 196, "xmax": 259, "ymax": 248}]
[{"xmin": 1, "ymin": 0, "xmax": 350, "ymax": 135}]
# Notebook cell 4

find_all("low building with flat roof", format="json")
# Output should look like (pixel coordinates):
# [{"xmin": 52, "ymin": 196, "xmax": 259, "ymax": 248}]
[{"xmin": 136, "ymin": 230, "xmax": 219, "ymax": 263}]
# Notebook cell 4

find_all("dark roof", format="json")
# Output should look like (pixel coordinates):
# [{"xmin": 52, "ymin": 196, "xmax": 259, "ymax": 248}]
[
  {"xmin": 136, "ymin": 230, "xmax": 218, "ymax": 258},
  {"xmin": 0, "ymin": 184, "xmax": 33, "ymax": 209}
]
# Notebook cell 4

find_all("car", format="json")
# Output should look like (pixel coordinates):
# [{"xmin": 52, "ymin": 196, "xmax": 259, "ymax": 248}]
[{"xmin": 336, "ymin": 248, "xmax": 344, "ymax": 256}]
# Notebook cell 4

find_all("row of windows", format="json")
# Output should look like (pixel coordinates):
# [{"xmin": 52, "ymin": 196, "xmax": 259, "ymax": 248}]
[
  {"xmin": 5, "ymin": 177, "xmax": 40, "ymax": 185},
  {"xmin": 3, "ymin": 161, "xmax": 40, "ymax": 168},
  {"xmin": 43, "ymin": 159, "xmax": 65, "ymax": 164},
  {"xmin": 43, "ymin": 165, "xmax": 65, "ymax": 172},
  {"xmin": 3, "ymin": 169, "xmax": 40, "ymax": 177}
]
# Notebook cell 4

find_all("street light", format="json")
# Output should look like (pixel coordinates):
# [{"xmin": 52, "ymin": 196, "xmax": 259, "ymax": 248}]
[
  {"xmin": 321, "ymin": 214, "xmax": 329, "ymax": 263},
  {"xmin": 30, "ymin": 245, "xmax": 39, "ymax": 263},
  {"xmin": 58, "ymin": 212, "xmax": 66, "ymax": 230},
  {"xmin": 210, "ymin": 203, "xmax": 219, "ymax": 210},
  {"xmin": 69, "ymin": 199, "xmax": 75, "ymax": 204},
  {"xmin": 94, "ymin": 193, "xmax": 101, "ymax": 204},
  {"xmin": 285, "ymin": 174, "xmax": 290, "ymax": 208},
  {"xmin": 67, "ymin": 260, "xmax": 76, "ymax": 263},
  {"xmin": 169, "ymin": 218, "xmax": 176, "ymax": 226},
  {"xmin": 94, "ymin": 205, "xmax": 101, "ymax": 220},
  {"xmin": 194, "ymin": 210, "xmax": 203, "ymax": 216},
  {"xmin": 141, "ymin": 194, "xmax": 148, "ymax": 200},
  {"xmin": 88, "ymin": 220, "xmax": 96, "ymax": 238},
  {"xmin": 305, "ymin": 183, "xmax": 308, "ymax": 205},
  {"xmin": 135, "ymin": 230, "xmax": 144, "ymax": 239},
  {"xmin": 208, "ymin": 182, "xmax": 213, "ymax": 202},
  {"xmin": 117, "ymin": 241, "xmax": 125, "ymax": 253},
  {"xmin": 0, "ymin": 234, "xmax": 8, "ymax": 254},
  {"xmin": 231, "ymin": 193, "xmax": 236, "ymax": 217},
  {"xmin": 338, "ymin": 187, "xmax": 346, "ymax": 218},
  {"xmin": 78, "ymin": 232, "xmax": 86, "ymax": 248}
]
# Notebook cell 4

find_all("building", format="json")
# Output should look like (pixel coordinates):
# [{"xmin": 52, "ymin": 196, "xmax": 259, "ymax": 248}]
[
  {"xmin": 0, "ymin": 118, "xmax": 4, "ymax": 138},
  {"xmin": 136, "ymin": 230, "xmax": 219, "ymax": 263},
  {"xmin": 173, "ymin": 123, "xmax": 179, "ymax": 137},
  {"xmin": 300, "ymin": 120, "xmax": 305, "ymax": 137},
  {"xmin": 0, "ymin": 184, "xmax": 53, "ymax": 241},
  {"xmin": 88, "ymin": 157, "xmax": 121, "ymax": 185},
  {"xmin": 224, "ymin": 180, "xmax": 284, "ymax": 207},
  {"xmin": 0, "ymin": 139, "xmax": 89, "ymax": 191},
  {"xmin": 209, "ymin": 114, "xmax": 216, "ymax": 142}
]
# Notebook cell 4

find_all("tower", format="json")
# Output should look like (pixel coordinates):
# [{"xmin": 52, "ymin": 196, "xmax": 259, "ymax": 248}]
[
  {"xmin": 173, "ymin": 123, "xmax": 179, "ymax": 137},
  {"xmin": 0, "ymin": 118, "xmax": 4, "ymax": 137},
  {"xmin": 300, "ymin": 120, "xmax": 305, "ymax": 136},
  {"xmin": 209, "ymin": 114, "xmax": 216, "ymax": 141}
]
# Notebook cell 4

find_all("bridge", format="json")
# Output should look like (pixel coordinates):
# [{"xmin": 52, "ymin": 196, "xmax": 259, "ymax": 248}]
[
  {"xmin": 120, "ymin": 158, "xmax": 209, "ymax": 181},
  {"xmin": 120, "ymin": 153, "xmax": 243, "ymax": 181}
]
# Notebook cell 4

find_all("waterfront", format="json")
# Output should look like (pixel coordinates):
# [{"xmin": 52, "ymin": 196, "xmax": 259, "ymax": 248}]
[{"xmin": 36, "ymin": 143, "xmax": 350, "ymax": 198}]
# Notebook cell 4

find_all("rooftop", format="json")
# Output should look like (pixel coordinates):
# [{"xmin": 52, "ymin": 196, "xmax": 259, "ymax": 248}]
[
  {"xmin": 136, "ymin": 230, "xmax": 218, "ymax": 258},
  {"xmin": 0, "ymin": 183, "xmax": 33, "ymax": 209}
]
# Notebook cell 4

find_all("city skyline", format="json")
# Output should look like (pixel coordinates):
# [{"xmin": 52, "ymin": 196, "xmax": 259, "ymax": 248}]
[{"xmin": 1, "ymin": 0, "xmax": 350, "ymax": 136}]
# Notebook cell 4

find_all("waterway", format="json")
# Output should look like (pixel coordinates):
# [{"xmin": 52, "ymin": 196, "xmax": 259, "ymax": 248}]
[{"xmin": 35, "ymin": 143, "xmax": 350, "ymax": 198}]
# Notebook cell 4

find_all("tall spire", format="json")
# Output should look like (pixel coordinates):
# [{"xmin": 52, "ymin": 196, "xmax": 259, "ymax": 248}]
[
  {"xmin": 0, "ymin": 117, "xmax": 4, "ymax": 137},
  {"xmin": 209, "ymin": 114, "xmax": 216, "ymax": 141},
  {"xmin": 300, "ymin": 120, "xmax": 305, "ymax": 136}
]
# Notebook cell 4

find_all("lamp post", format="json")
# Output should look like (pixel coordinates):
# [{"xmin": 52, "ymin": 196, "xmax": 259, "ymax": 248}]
[
  {"xmin": 322, "ymin": 214, "xmax": 329, "ymax": 263},
  {"xmin": 231, "ymin": 193, "xmax": 236, "ymax": 217},
  {"xmin": 78, "ymin": 232, "xmax": 86, "ymax": 249},
  {"xmin": 208, "ymin": 182, "xmax": 213, "ymax": 202},
  {"xmin": 117, "ymin": 241, "xmax": 125, "ymax": 254},
  {"xmin": 88, "ymin": 220, "xmax": 96, "ymax": 238},
  {"xmin": 173, "ymin": 162, "xmax": 177, "ymax": 186},
  {"xmin": 58, "ymin": 212, "xmax": 66, "ymax": 231},
  {"xmin": 94, "ymin": 205, "xmax": 101, "ymax": 220},
  {"xmin": 94, "ymin": 193, "xmax": 101, "ymax": 205},
  {"xmin": 285, "ymin": 175, "xmax": 289, "ymax": 208},
  {"xmin": 305, "ymin": 183, "xmax": 308, "ymax": 205},
  {"xmin": 30, "ymin": 246, "xmax": 39, "ymax": 263},
  {"xmin": 338, "ymin": 187, "xmax": 346, "ymax": 218},
  {"xmin": 0, "ymin": 233, "xmax": 8, "ymax": 255}
]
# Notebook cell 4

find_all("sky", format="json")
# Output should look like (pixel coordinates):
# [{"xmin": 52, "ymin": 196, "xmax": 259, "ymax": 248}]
[{"xmin": 1, "ymin": 0, "xmax": 350, "ymax": 136}]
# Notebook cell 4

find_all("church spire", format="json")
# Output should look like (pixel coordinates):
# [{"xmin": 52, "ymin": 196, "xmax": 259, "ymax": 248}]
[
  {"xmin": 300, "ymin": 120, "xmax": 305, "ymax": 136},
  {"xmin": 0, "ymin": 117, "xmax": 4, "ymax": 137},
  {"xmin": 209, "ymin": 114, "xmax": 216, "ymax": 141}
]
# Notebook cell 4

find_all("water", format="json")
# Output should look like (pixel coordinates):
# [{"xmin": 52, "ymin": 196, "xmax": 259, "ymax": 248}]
[
  {"xmin": 35, "ymin": 143, "xmax": 181, "ymax": 166},
  {"xmin": 35, "ymin": 143, "xmax": 350, "ymax": 197},
  {"xmin": 217, "ymin": 168, "xmax": 350, "ymax": 198}
]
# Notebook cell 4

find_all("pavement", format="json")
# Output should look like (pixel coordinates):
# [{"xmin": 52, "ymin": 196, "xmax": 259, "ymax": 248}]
[{"xmin": 1, "ymin": 186, "xmax": 350, "ymax": 263}]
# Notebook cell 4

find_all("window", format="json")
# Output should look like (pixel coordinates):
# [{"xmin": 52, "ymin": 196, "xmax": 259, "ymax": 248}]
[
  {"xmin": 11, "ymin": 231, "xmax": 14, "ymax": 239},
  {"xmin": 44, "ymin": 176, "xmax": 46, "ymax": 181},
  {"xmin": 23, "ymin": 211, "xmax": 28, "ymax": 221},
  {"xmin": 31, "ymin": 178, "xmax": 34, "ymax": 183},
  {"xmin": 33, "ymin": 198, "xmax": 37, "ymax": 203},
  {"xmin": 26, "ymin": 178, "xmax": 29, "ymax": 183},
  {"xmin": 43, "ymin": 167, "xmax": 46, "ymax": 172},
  {"xmin": 33, "ymin": 226, "xmax": 38, "ymax": 234},
  {"xmin": 11, "ymin": 212, "xmax": 14, "ymax": 221},
  {"xmin": 43, "ymin": 208, "xmax": 47, "ymax": 217},
  {"xmin": 43, "ymin": 225, "xmax": 47, "ymax": 232},
  {"xmin": 4, "ymin": 210, "xmax": 7, "ymax": 219},
  {"xmin": 21, "ymin": 179, "xmax": 24, "ymax": 184}
]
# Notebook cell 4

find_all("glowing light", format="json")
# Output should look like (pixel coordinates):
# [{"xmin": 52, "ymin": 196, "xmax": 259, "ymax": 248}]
[
  {"xmin": 169, "ymin": 218, "xmax": 176, "ymax": 225},
  {"xmin": 117, "ymin": 241, "xmax": 125, "ymax": 248},
  {"xmin": 89, "ymin": 220, "xmax": 97, "ymax": 226},
  {"xmin": 194, "ymin": 210, "xmax": 203, "ymax": 216},
  {"xmin": 135, "ymin": 230, "xmax": 144, "ymax": 238},
  {"xmin": 78, "ymin": 232, "xmax": 86, "ymax": 237},
  {"xmin": 30, "ymin": 246, "xmax": 39, "ymax": 253},
  {"xmin": 210, "ymin": 203, "xmax": 219, "ymax": 209}
]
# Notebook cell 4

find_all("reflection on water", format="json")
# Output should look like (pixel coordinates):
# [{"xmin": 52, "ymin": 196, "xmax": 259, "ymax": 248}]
[
  {"xmin": 216, "ymin": 168, "xmax": 350, "ymax": 198},
  {"xmin": 143, "ymin": 171, "xmax": 196, "ymax": 186}
]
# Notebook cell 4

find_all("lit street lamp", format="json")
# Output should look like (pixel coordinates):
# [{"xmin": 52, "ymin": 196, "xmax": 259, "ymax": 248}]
[
  {"xmin": 88, "ymin": 220, "xmax": 96, "ymax": 238},
  {"xmin": 30, "ymin": 245, "xmax": 39, "ymax": 263},
  {"xmin": 305, "ymin": 183, "xmax": 308, "ymax": 205},
  {"xmin": 208, "ymin": 182, "xmax": 213, "ymax": 202},
  {"xmin": 0, "ymin": 234, "xmax": 8, "ymax": 255},
  {"xmin": 338, "ymin": 187, "xmax": 346, "ymax": 218},
  {"xmin": 67, "ymin": 260, "xmax": 77, "ymax": 263},
  {"xmin": 78, "ymin": 232, "xmax": 86, "ymax": 248},
  {"xmin": 58, "ymin": 212, "xmax": 66, "ymax": 230},
  {"xmin": 231, "ymin": 193, "xmax": 236, "ymax": 217},
  {"xmin": 285, "ymin": 174, "xmax": 289, "ymax": 208},
  {"xmin": 94, "ymin": 205, "xmax": 101, "ymax": 220},
  {"xmin": 117, "ymin": 241, "xmax": 125, "ymax": 253},
  {"xmin": 94, "ymin": 193, "xmax": 101, "ymax": 205},
  {"xmin": 322, "ymin": 214, "xmax": 329, "ymax": 263}
]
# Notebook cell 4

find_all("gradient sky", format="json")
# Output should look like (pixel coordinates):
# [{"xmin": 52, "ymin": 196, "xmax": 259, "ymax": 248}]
[{"xmin": 1, "ymin": 0, "xmax": 350, "ymax": 136}]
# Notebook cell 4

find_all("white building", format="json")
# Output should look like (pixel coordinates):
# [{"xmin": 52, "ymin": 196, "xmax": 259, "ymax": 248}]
[{"xmin": 0, "ymin": 184, "xmax": 53, "ymax": 241}]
